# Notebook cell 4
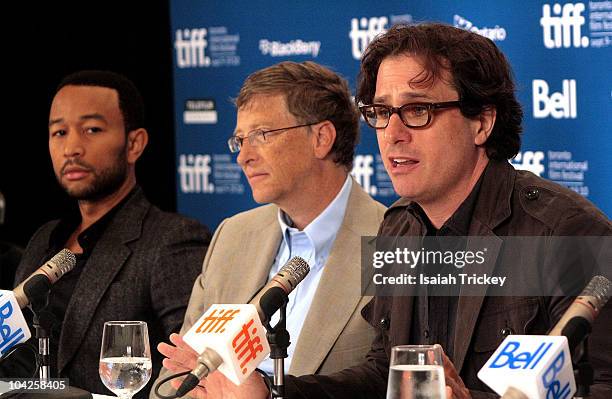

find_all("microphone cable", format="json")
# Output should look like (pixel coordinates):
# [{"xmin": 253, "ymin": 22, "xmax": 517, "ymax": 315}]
[
  {"xmin": 0, "ymin": 342, "xmax": 41, "ymax": 378},
  {"xmin": 153, "ymin": 368, "xmax": 275, "ymax": 398}
]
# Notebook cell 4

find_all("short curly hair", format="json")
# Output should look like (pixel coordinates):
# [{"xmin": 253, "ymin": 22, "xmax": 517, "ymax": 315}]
[
  {"xmin": 357, "ymin": 23, "xmax": 522, "ymax": 160},
  {"xmin": 57, "ymin": 70, "xmax": 145, "ymax": 135},
  {"xmin": 235, "ymin": 61, "xmax": 359, "ymax": 170}
]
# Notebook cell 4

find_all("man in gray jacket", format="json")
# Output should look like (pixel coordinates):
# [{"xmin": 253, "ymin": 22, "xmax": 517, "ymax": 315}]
[{"xmin": 7, "ymin": 70, "xmax": 210, "ymax": 398}]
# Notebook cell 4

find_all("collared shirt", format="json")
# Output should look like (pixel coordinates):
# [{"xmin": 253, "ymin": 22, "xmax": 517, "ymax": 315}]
[
  {"xmin": 408, "ymin": 171, "xmax": 484, "ymax": 361},
  {"xmin": 258, "ymin": 175, "xmax": 353, "ymax": 375}
]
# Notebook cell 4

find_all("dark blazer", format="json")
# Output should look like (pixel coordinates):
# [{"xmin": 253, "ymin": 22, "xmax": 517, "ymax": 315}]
[
  {"xmin": 12, "ymin": 187, "xmax": 210, "ymax": 397},
  {"xmin": 285, "ymin": 160, "xmax": 612, "ymax": 398}
]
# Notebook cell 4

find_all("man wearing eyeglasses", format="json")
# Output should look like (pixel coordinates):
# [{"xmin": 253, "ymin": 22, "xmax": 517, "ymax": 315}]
[
  {"xmin": 153, "ymin": 61, "xmax": 386, "ymax": 397},
  {"xmin": 159, "ymin": 23, "xmax": 611, "ymax": 399}
]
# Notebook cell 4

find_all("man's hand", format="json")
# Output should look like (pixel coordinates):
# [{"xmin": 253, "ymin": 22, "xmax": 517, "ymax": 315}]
[
  {"xmin": 442, "ymin": 352, "xmax": 471, "ymax": 399},
  {"xmin": 157, "ymin": 333, "xmax": 269, "ymax": 399}
]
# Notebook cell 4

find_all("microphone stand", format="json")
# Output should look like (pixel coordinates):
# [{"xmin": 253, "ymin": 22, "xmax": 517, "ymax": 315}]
[
  {"xmin": 573, "ymin": 341, "xmax": 594, "ymax": 399},
  {"xmin": 266, "ymin": 302, "xmax": 290, "ymax": 399},
  {"xmin": 26, "ymin": 277, "xmax": 54, "ymax": 381}
]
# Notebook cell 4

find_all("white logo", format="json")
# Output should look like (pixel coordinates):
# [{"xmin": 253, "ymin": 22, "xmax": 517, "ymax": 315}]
[
  {"xmin": 533, "ymin": 79, "xmax": 577, "ymax": 119},
  {"xmin": 512, "ymin": 151, "xmax": 545, "ymax": 177},
  {"xmin": 541, "ymin": 3, "xmax": 589, "ymax": 48},
  {"xmin": 453, "ymin": 15, "xmax": 507, "ymax": 41},
  {"xmin": 178, "ymin": 154, "xmax": 214, "ymax": 193},
  {"xmin": 352, "ymin": 155, "xmax": 377, "ymax": 195},
  {"xmin": 349, "ymin": 17, "xmax": 388, "ymax": 59},
  {"xmin": 184, "ymin": 99, "xmax": 217, "ymax": 124},
  {"xmin": 259, "ymin": 39, "xmax": 321, "ymax": 57},
  {"xmin": 175, "ymin": 28, "xmax": 211, "ymax": 68}
]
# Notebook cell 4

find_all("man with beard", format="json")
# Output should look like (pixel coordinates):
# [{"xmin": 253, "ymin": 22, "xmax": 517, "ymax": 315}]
[{"xmin": 4, "ymin": 70, "xmax": 211, "ymax": 398}]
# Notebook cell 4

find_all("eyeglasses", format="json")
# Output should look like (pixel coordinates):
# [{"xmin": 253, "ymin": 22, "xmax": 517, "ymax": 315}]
[
  {"xmin": 227, "ymin": 121, "xmax": 320, "ymax": 153},
  {"xmin": 359, "ymin": 101, "xmax": 462, "ymax": 129}
]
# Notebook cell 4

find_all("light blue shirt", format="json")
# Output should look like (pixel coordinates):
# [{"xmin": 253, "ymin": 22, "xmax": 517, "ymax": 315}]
[{"xmin": 258, "ymin": 175, "xmax": 353, "ymax": 375}]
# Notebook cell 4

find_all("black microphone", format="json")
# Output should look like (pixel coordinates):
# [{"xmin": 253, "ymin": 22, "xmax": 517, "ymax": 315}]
[
  {"xmin": 0, "ymin": 191, "xmax": 5, "ymax": 225},
  {"xmin": 548, "ymin": 275, "xmax": 611, "ymax": 351},
  {"xmin": 175, "ymin": 256, "xmax": 310, "ymax": 397},
  {"xmin": 248, "ymin": 255, "xmax": 310, "ymax": 324},
  {"xmin": 13, "ymin": 249, "xmax": 76, "ymax": 308}
]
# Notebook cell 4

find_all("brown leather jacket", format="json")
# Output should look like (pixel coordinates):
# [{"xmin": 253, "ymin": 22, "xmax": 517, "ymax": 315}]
[{"xmin": 285, "ymin": 160, "xmax": 612, "ymax": 398}]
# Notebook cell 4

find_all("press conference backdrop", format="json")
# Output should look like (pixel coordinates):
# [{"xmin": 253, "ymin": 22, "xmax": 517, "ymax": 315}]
[{"xmin": 171, "ymin": 0, "xmax": 611, "ymax": 230}]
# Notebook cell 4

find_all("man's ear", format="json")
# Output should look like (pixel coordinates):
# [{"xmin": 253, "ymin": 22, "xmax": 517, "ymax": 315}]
[
  {"xmin": 312, "ymin": 121, "xmax": 336, "ymax": 160},
  {"xmin": 474, "ymin": 106, "xmax": 496, "ymax": 146},
  {"xmin": 126, "ymin": 128, "xmax": 149, "ymax": 163}
]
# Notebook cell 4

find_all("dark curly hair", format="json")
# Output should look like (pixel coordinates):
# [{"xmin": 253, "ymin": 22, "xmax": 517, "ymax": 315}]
[
  {"xmin": 357, "ymin": 23, "xmax": 522, "ymax": 160},
  {"xmin": 235, "ymin": 61, "xmax": 359, "ymax": 170},
  {"xmin": 56, "ymin": 70, "xmax": 145, "ymax": 135}
]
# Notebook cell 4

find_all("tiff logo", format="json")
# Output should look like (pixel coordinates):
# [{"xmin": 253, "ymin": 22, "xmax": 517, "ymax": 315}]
[
  {"xmin": 349, "ymin": 17, "xmax": 388, "ymax": 59},
  {"xmin": 541, "ymin": 3, "xmax": 589, "ymax": 48},
  {"xmin": 232, "ymin": 318, "xmax": 265, "ymax": 375},
  {"xmin": 175, "ymin": 28, "xmax": 211, "ymax": 68},
  {"xmin": 512, "ymin": 151, "xmax": 545, "ymax": 177},
  {"xmin": 179, "ymin": 154, "xmax": 215, "ymax": 193},
  {"xmin": 533, "ymin": 79, "xmax": 577, "ymax": 119},
  {"xmin": 352, "ymin": 155, "xmax": 377, "ymax": 196},
  {"xmin": 195, "ymin": 308, "xmax": 240, "ymax": 334}
]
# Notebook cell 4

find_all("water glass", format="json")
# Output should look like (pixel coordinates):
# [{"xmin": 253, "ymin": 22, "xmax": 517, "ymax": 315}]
[
  {"xmin": 99, "ymin": 321, "xmax": 152, "ymax": 399},
  {"xmin": 386, "ymin": 344, "xmax": 446, "ymax": 399}
]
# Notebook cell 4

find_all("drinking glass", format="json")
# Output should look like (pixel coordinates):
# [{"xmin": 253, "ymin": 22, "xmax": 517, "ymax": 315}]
[
  {"xmin": 386, "ymin": 344, "xmax": 446, "ymax": 399},
  {"xmin": 99, "ymin": 321, "xmax": 152, "ymax": 398}
]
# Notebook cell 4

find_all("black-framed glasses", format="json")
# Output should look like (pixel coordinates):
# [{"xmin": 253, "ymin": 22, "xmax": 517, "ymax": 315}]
[
  {"xmin": 227, "ymin": 121, "xmax": 321, "ymax": 153},
  {"xmin": 359, "ymin": 101, "xmax": 462, "ymax": 129}
]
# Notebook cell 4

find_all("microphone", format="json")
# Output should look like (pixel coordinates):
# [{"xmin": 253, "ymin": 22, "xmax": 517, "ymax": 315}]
[
  {"xmin": 247, "ymin": 255, "xmax": 310, "ymax": 324},
  {"xmin": 176, "ymin": 256, "xmax": 310, "ymax": 397},
  {"xmin": 478, "ymin": 275, "xmax": 612, "ymax": 399},
  {"xmin": 13, "ymin": 249, "xmax": 76, "ymax": 309},
  {"xmin": 0, "ymin": 290, "xmax": 32, "ymax": 357},
  {"xmin": 0, "ymin": 191, "xmax": 5, "ymax": 225},
  {"xmin": 549, "ymin": 275, "xmax": 611, "ymax": 351}
]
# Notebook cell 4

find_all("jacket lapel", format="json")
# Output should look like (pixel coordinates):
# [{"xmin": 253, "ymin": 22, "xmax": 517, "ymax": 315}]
[
  {"xmin": 453, "ymin": 161, "xmax": 515, "ymax": 371},
  {"xmin": 289, "ymin": 182, "xmax": 380, "ymax": 375},
  {"xmin": 57, "ymin": 189, "xmax": 149, "ymax": 373},
  {"xmin": 225, "ymin": 209, "xmax": 282, "ymax": 305}
]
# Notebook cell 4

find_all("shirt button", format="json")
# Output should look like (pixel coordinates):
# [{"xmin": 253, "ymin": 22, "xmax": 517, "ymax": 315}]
[
  {"xmin": 424, "ymin": 329, "xmax": 430, "ymax": 339},
  {"xmin": 379, "ymin": 317, "xmax": 390, "ymax": 330},
  {"xmin": 501, "ymin": 327, "xmax": 515, "ymax": 337}
]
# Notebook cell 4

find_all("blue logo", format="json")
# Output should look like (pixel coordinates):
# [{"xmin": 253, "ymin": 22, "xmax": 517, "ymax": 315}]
[
  {"xmin": 0, "ymin": 295, "xmax": 27, "ymax": 355},
  {"xmin": 489, "ymin": 341, "xmax": 553, "ymax": 369},
  {"xmin": 542, "ymin": 352, "xmax": 571, "ymax": 399}
]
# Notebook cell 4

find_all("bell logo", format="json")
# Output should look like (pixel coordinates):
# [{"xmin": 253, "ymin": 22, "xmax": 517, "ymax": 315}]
[
  {"xmin": 349, "ymin": 17, "xmax": 388, "ymax": 59},
  {"xmin": 540, "ymin": 3, "xmax": 589, "ymax": 48},
  {"xmin": 533, "ymin": 79, "xmax": 577, "ymax": 119}
]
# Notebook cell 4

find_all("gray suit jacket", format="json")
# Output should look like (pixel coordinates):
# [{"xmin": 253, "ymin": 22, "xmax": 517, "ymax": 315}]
[
  {"xmin": 13, "ymin": 187, "xmax": 210, "ymax": 398},
  {"xmin": 153, "ymin": 180, "xmax": 386, "ymax": 397}
]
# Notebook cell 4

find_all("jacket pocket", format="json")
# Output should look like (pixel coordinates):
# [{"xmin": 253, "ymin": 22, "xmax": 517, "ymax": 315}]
[{"xmin": 472, "ymin": 297, "xmax": 540, "ymax": 354}]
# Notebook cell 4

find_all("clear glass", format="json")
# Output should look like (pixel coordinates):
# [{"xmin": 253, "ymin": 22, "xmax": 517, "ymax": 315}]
[
  {"xmin": 227, "ymin": 121, "xmax": 320, "ymax": 152},
  {"xmin": 99, "ymin": 321, "xmax": 152, "ymax": 399},
  {"xmin": 386, "ymin": 344, "xmax": 446, "ymax": 399}
]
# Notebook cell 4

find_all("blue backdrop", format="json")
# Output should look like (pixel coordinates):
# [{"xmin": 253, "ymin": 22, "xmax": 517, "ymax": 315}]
[{"xmin": 170, "ymin": 0, "xmax": 611, "ymax": 230}]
